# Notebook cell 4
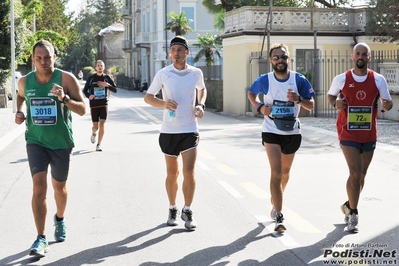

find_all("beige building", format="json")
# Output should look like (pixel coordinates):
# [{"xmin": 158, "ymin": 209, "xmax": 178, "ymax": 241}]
[{"xmin": 222, "ymin": 6, "xmax": 399, "ymax": 121}]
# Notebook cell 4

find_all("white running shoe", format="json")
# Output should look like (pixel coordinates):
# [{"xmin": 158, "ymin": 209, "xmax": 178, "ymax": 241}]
[
  {"xmin": 340, "ymin": 201, "xmax": 350, "ymax": 224},
  {"xmin": 274, "ymin": 213, "xmax": 286, "ymax": 233},
  {"xmin": 347, "ymin": 213, "xmax": 359, "ymax": 232},
  {"xmin": 90, "ymin": 133, "xmax": 96, "ymax": 144},
  {"xmin": 181, "ymin": 209, "xmax": 197, "ymax": 230},
  {"xmin": 270, "ymin": 206, "xmax": 277, "ymax": 221},
  {"xmin": 167, "ymin": 208, "xmax": 179, "ymax": 226}
]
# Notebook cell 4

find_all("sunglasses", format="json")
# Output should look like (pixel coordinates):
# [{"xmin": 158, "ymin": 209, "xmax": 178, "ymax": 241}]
[{"xmin": 271, "ymin": 55, "xmax": 289, "ymax": 61}]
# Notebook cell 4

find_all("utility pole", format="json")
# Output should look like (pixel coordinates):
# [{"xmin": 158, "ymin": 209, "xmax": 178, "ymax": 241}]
[{"xmin": 11, "ymin": 0, "xmax": 16, "ymax": 112}]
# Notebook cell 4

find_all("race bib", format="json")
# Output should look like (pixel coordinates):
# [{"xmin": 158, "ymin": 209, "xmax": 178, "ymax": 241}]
[
  {"xmin": 94, "ymin": 86, "xmax": 106, "ymax": 99},
  {"xmin": 30, "ymin": 97, "xmax": 57, "ymax": 125},
  {"xmin": 271, "ymin": 100, "xmax": 295, "ymax": 118},
  {"xmin": 347, "ymin": 106, "xmax": 372, "ymax": 130}
]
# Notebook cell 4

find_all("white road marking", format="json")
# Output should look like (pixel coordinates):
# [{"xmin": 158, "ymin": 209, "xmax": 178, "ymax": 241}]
[
  {"xmin": 199, "ymin": 149, "xmax": 217, "ymax": 160},
  {"xmin": 197, "ymin": 160, "xmax": 211, "ymax": 171},
  {"xmin": 255, "ymin": 215, "xmax": 300, "ymax": 247},
  {"xmin": 214, "ymin": 163, "xmax": 240, "ymax": 175},
  {"xmin": 217, "ymin": 180, "xmax": 244, "ymax": 198},
  {"xmin": 240, "ymin": 182, "xmax": 269, "ymax": 199}
]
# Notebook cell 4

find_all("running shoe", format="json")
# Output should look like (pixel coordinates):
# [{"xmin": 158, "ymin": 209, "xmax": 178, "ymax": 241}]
[
  {"xmin": 270, "ymin": 206, "xmax": 277, "ymax": 220},
  {"xmin": 340, "ymin": 201, "xmax": 350, "ymax": 224},
  {"xmin": 90, "ymin": 133, "xmax": 96, "ymax": 144},
  {"xmin": 29, "ymin": 236, "xmax": 49, "ymax": 258},
  {"xmin": 347, "ymin": 213, "xmax": 359, "ymax": 232},
  {"xmin": 181, "ymin": 209, "xmax": 197, "ymax": 230},
  {"xmin": 274, "ymin": 213, "xmax": 286, "ymax": 233},
  {"xmin": 54, "ymin": 214, "xmax": 66, "ymax": 242},
  {"xmin": 167, "ymin": 208, "xmax": 179, "ymax": 226},
  {"xmin": 96, "ymin": 144, "xmax": 102, "ymax": 152}
]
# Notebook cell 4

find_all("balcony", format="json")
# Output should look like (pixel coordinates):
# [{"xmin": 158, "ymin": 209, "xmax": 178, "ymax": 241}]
[
  {"xmin": 224, "ymin": 6, "xmax": 368, "ymax": 35},
  {"xmin": 134, "ymin": 33, "xmax": 150, "ymax": 47},
  {"xmin": 122, "ymin": 40, "xmax": 134, "ymax": 51},
  {"xmin": 121, "ymin": 6, "xmax": 132, "ymax": 19}
]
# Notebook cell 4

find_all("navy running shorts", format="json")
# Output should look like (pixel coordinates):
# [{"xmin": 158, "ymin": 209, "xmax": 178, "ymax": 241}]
[
  {"xmin": 26, "ymin": 144, "xmax": 71, "ymax": 182},
  {"xmin": 340, "ymin": 141, "xmax": 376, "ymax": 153}
]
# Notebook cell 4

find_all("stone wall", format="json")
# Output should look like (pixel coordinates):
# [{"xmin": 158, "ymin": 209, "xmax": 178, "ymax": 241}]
[{"xmin": 205, "ymin": 80, "xmax": 223, "ymax": 112}]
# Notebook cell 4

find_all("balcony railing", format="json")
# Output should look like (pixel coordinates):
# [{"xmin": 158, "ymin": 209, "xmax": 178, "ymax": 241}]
[
  {"xmin": 122, "ymin": 40, "xmax": 134, "ymax": 50},
  {"xmin": 224, "ymin": 6, "xmax": 368, "ymax": 34},
  {"xmin": 121, "ymin": 6, "xmax": 132, "ymax": 18},
  {"xmin": 379, "ymin": 64, "xmax": 399, "ymax": 95},
  {"xmin": 135, "ymin": 33, "xmax": 150, "ymax": 45},
  {"xmin": 197, "ymin": 65, "xmax": 223, "ymax": 80}
]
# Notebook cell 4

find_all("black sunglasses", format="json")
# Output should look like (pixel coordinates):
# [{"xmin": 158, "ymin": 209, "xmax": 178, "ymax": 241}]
[{"xmin": 271, "ymin": 55, "xmax": 289, "ymax": 61}]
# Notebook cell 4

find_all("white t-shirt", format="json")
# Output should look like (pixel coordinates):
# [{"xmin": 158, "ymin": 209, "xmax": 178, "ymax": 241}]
[
  {"xmin": 147, "ymin": 64, "xmax": 206, "ymax": 133},
  {"xmin": 328, "ymin": 69, "xmax": 391, "ymax": 100}
]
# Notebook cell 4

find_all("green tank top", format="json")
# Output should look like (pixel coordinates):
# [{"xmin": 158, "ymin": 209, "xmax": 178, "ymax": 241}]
[{"xmin": 25, "ymin": 68, "xmax": 74, "ymax": 149}]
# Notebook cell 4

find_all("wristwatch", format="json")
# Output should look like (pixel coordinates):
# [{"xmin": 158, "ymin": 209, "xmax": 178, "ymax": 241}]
[
  {"xmin": 62, "ymin": 95, "xmax": 70, "ymax": 104},
  {"xmin": 296, "ymin": 96, "xmax": 302, "ymax": 104},
  {"xmin": 199, "ymin": 104, "xmax": 205, "ymax": 110}
]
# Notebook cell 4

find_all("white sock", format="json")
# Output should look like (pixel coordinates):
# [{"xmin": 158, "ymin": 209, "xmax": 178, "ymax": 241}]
[
  {"xmin": 169, "ymin": 205, "xmax": 177, "ymax": 210},
  {"xmin": 183, "ymin": 206, "xmax": 190, "ymax": 211}
]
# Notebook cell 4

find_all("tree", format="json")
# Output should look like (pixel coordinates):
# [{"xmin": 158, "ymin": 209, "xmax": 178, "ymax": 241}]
[
  {"xmin": 0, "ymin": 0, "xmax": 31, "ymax": 91},
  {"xmin": 165, "ymin": 11, "xmax": 193, "ymax": 36},
  {"xmin": 193, "ymin": 33, "xmax": 222, "ymax": 66},
  {"xmin": 213, "ymin": 10, "xmax": 225, "ymax": 32},
  {"xmin": 62, "ymin": 0, "xmax": 122, "ymax": 72},
  {"xmin": 365, "ymin": 0, "xmax": 399, "ymax": 43}
]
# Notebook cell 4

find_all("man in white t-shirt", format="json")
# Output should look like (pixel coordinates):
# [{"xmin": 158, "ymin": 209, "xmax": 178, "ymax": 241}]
[
  {"xmin": 248, "ymin": 43, "xmax": 315, "ymax": 233},
  {"xmin": 144, "ymin": 36, "xmax": 207, "ymax": 230}
]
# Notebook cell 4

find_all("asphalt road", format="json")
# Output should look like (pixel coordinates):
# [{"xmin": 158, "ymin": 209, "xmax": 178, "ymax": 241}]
[{"xmin": 0, "ymin": 89, "xmax": 398, "ymax": 265}]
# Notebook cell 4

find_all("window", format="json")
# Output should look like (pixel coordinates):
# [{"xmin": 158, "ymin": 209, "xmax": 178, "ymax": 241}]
[{"xmin": 181, "ymin": 7, "xmax": 194, "ymax": 30}]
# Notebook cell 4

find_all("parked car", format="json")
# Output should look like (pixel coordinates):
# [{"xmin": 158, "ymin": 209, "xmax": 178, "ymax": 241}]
[{"xmin": 7, "ymin": 71, "xmax": 22, "ymax": 100}]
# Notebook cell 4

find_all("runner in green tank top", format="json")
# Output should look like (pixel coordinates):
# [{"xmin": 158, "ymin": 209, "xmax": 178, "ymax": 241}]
[{"xmin": 14, "ymin": 40, "xmax": 86, "ymax": 258}]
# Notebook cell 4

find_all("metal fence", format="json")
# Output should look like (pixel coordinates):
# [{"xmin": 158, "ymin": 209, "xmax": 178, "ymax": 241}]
[
  {"xmin": 197, "ymin": 65, "xmax": 223, "ymax": 80},
  {"xmin": 254, "ymin": 49, "xmax": 399, "ymax": 118},
  {"xmin": 315, "ymin": 49, "xmax": 399, "ymax": 117}
]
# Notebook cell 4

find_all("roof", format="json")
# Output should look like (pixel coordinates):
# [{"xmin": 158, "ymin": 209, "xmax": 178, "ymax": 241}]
[{"xmin": 99, "ymin": 22, "xmax": 124, "ymax": 36}]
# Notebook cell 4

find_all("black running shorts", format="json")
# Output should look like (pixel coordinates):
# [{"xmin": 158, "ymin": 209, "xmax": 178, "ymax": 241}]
[
  {"xmin": 159, "ymin": 133, "xmax": 199, "ymax": 156},
  {"xmin": 91, "ymin": 106, "xmax": 108, "ymax": 122},
  {"xmin": 262, "ymin": 132, "xmax": 302, "ymax": 154}
]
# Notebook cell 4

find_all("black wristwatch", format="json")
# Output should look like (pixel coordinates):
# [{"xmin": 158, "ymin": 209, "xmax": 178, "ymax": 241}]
[
  {"xmin": 199, "ymin": 104, "xmax": 205, "ymax": 110},
  {"xmin": 62, "ymin": 95, "xmax": 70, "ymax": 104},
  {"xmin": 296, "ymin": 96, "xmax": 302, "ymax": 104}
]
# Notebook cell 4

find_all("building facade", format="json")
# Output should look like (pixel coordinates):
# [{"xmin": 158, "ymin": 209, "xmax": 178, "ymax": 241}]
[
  {"xmin": 222, "ymin": 6, "xmax": 399, "ymax": 120},
  {"xmin": 121, "ymin": 0, "xmax": 220, "ymax": 87},
  {"xmin": 98, "ymin": 22, "xmax": 125, "ymax": 72}
]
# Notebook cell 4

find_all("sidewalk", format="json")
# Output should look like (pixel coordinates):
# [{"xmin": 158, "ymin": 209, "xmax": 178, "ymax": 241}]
[{"xmin": 0, "ymin": 100, "xmax": 25, "ymax": 152}]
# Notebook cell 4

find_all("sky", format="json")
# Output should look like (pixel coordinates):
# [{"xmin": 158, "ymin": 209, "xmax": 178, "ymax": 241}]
[{"xmin": 65, "ymin": 0, "xmax": 86, "ymax": 15}]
